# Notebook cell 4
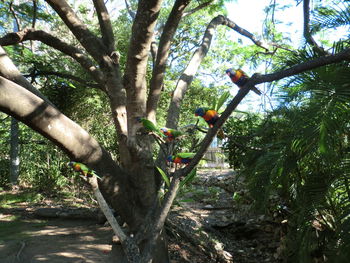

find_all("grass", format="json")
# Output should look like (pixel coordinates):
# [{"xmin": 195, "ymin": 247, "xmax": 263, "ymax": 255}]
[
  {"xmin": 0, "ymin": 191, "xmax": 44, "ymax": 208},
  {"xmin": 0, "ymin": 215, "xmax": 47, "ymax": 244}
]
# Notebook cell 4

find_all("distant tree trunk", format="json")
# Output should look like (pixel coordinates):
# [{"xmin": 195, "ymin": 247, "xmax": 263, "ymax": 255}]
[
  {"xmin": 9, "ymin": 13, "xmax": 20, "ymax": 186},
  {"xmin": 9, "ymin": 117, "xmax": 20, "ymax": 185}
]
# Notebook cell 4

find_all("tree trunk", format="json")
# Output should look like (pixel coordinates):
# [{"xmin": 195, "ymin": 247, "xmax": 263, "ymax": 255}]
[{"xmin": 9, "ymin": 117, "xmax": 20, "ymax": 185}]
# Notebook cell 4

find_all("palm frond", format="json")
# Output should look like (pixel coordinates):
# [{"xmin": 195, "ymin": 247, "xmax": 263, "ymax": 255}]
[{"xmin": 312, "ymin": 3, "xmax": 350, "ymax": 31}]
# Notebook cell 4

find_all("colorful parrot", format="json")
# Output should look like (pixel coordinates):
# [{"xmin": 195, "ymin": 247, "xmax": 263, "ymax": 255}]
[
  {"xmin": 225, "ymin": 68, "xmax": 262, "ymax": 95},
  {"xmin": 136, "ymin": 117, "xmax": 165, "ymax": 138},
  {"xmin": 167, "ymin": 152, "xmax": 195, "ymax": 165},
  {"xmin": 160, "ymin": 127, "xmax": 184, "ymax": 141},
  {"xmin": 194, "ymin": 107, "xmax": 219, "ymax": 128},
  {"xmin": 68, "ymin": 162, "xmax": 101, "ymax": 179}
]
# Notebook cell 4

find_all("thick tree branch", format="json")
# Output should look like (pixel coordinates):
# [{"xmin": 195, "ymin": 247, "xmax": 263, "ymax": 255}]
[
  {"xmin": 44, "ymin": 0, "xmax": 107, "ymax": 63},
  {"xmin": 303, "ymin": 0, "xmax": 326, "ymax": 54},
  {"xmin": 0, "ymin": 47, "xmax": 51, "ymax": 104},
  {"xmin": 146, "ymin": 0, "xmax": 191, "ymax": 122},
  {"xmin": 0, "ymin": 28, "xmax": 105, "ymax": 85},
  {"xmin": 124, "ymin": 0, "xmax": 163, "ymax": 136},
  {"xmin": 92, "ymin": 0, "xmax": 115, "ymax": 53},
  {"xmin": 254, "ymin": 48, "xmax": 350, "ymax": 84},
  {"xmin": 0, "ymin": 76, "xmax": 103, "ymax": 164}
]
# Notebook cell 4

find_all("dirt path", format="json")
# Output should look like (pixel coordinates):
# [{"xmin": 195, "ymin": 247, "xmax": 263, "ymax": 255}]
[
  {"xmin": 0, "ymin": 169, "xmax": 282, "ymax": 263},
  {"xmin": 0, "ymin": 217, "xmax": 114, "ymax": 263}
]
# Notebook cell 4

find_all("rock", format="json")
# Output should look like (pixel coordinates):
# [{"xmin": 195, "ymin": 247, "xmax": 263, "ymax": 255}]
[{"xmin": 203, "ymin": 204, "xmax": 214, "ymax": 209}]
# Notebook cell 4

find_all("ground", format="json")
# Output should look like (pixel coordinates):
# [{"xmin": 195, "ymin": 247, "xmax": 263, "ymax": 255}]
[{"xmin": 0, "ymin": 169, "xmax": 284, "ymax": 263}]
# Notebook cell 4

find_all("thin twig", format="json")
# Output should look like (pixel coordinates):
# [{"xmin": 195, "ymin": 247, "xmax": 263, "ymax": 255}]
[{"xmin": 16, "ymin": 241, "xmax": 25, "ymax": 261}]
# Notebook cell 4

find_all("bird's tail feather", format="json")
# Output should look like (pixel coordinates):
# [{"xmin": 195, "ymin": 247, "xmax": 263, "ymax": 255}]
[{"xmin": 252, "ymin": 86, "xmax": 262, "ymax": 95}]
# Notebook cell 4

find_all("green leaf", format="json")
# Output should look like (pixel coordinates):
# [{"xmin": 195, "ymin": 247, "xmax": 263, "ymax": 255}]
[
  {"xmin": 211, "ymin": 100, "xmax": 217, "ymax": 112},
  {"xmin": 232, "ymin": 192, "xmax": 241, "ymax": 201},
  {"xmin": 180, "ymin": 168, "xmax": 197, "ymax": 188},
  {"xmin": 216, "ymin": 91, "xmax": 230, "ymax": 112},
  {"xmin": 318, "ymin": 121, "xmax": 328, "ymax": 154},
  {"xmin": 68, "ymin": 82, "xmax": 77, "ymax": 89},
  {"xmin": 156, "ymin": 166, "xmax": 170, "ymax": 187}
]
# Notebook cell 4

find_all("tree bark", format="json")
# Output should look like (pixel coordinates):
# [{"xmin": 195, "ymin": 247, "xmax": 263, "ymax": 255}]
[
  {"xmin": 124, "ymin": 0, "xmax": 163, "ymax": 136},
  {"xmin": 146, "ymin": 0, "xmax": 190, "ymax": 122}
]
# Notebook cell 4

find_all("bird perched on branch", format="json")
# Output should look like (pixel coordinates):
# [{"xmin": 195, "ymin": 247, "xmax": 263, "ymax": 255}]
[
  {"xmin": 160, "ymin": 127, "xmax": 184, "ymax": 142},
  {"xmin": 194, "ymin": 108, "xmax": 219, "ymax": 128},
  {"xmin": 226, "ymin": 68, "xmax": 262, "ymax": 95},
  {"xmin": 167, "ymin": 152, "xmax": 195, "ymax": 165},
  {"xmin": 68, "ymin": 162, "xmax": 101, "ymax": 179},
  {"xmin": 194, "ymin": 108, "xmax": 225, "ymax": 139},
  {"xmin": 136, "ymin": 117, "xmax": 165, "ymax": 138}
]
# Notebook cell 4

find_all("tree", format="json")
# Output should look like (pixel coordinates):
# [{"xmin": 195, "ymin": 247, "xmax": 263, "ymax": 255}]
[{"xmin": 0, "ymin": 0, "xmax": 349, "ymax": 262}]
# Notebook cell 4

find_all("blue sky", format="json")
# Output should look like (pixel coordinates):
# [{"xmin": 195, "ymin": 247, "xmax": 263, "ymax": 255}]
[
  {"xmin": 225, "ymin": 0, "xmax": 348, "ymax": 112},
  {"xmin": 226, "ymin": 0, "xmax": 304, "ymax": 44},
  {"xmin": 224, "ymin": 0, "xmax": 305, "ymax": 112}
]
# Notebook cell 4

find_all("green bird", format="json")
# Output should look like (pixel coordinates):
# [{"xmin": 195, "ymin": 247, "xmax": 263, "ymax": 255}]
[
  {"xmin": 68, "ymin": 162, "xmax": 101, "ymax": 179},
  {"xmin": 136, "ymin": 117, "xmax": 165, "ymax": 138}
]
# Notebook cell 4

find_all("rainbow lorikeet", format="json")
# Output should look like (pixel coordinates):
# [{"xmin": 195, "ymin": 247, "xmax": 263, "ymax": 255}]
[
  {"xmin": 68, "ymin": 162, "xmax": 101, "ymax": 179},
  {"xmin": 195, "ymin": 108, "xmax": 219, "ymax": 128},
  {"xmin": 225, "ymin": 68, "xmax": 262, "ymax": 95},
  {"xmin": 167, "ymin": 152, "xmax": 195, "ymax": 165},
  {"xmin": 136, "ymin": 117, "xmax": 165, "ymax": 138},
  {"xmin": 160, "ymin": 127, "xmax": 184, "ymax": 141}
]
